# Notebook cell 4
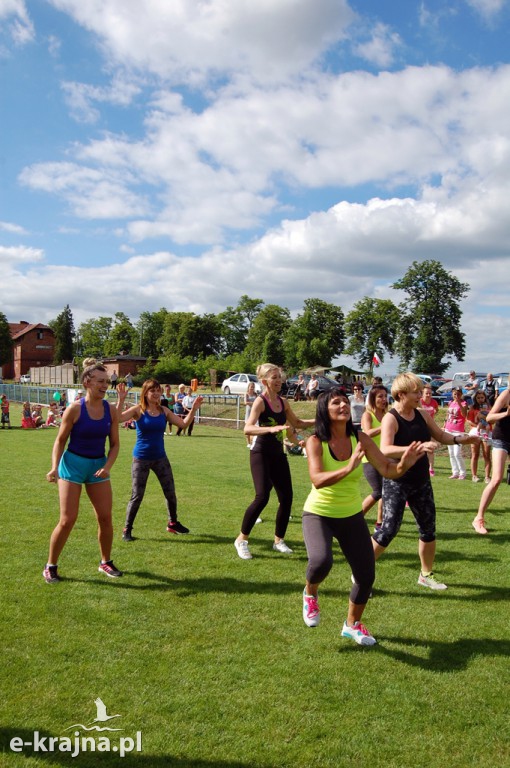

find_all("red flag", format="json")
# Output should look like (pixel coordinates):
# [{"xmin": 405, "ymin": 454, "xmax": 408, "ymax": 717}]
[{"xmin": 372, "ymin": 352, "xmax": 381, "ymax": 367}]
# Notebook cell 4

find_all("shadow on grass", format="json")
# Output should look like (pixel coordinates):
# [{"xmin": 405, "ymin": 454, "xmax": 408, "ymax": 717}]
[
  {"xmin": 363, "ymin": 636, "xmax": 510, "ymax": 673},
  {"xmin": 0, "ymin": 727, "xmax": 257, "ymax": 768}
]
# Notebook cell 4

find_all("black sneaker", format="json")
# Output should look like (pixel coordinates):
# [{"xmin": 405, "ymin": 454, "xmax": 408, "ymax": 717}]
[
  {"xmin": 166, "ymin": 521, "xmax": 190, "ymax": 535},
  {"xmin": 98, "ymin": 560, "xmax": 123, "ymax": 578},
  {"xmin": 122, "ymin": 528, "xmax": 135, "ymax": 542},
  {"xmin": 43, "ymin": 565, "xmax": 61, "ymax": 584}
]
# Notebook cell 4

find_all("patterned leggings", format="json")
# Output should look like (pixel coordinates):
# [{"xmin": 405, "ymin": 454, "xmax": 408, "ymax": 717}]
[
  {"xmin": 125, "ymin": 456, "xmax": 177, "ymax": 530},
  {"xmin": 373, "ymin": 477, "xmax": 436, "ymax": 549}
]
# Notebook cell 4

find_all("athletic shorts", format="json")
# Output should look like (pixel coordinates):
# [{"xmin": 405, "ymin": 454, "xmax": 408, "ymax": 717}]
[
  {"xmin": 58, "ymin": 450, "xmax": 108, "ymax": 485},
  {"xmin": 491, "ymin": 439, "xmax": 510, "ymax": 454}
]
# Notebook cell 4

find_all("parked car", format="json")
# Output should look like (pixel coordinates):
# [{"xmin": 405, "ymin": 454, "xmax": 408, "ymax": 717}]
[
  {"xmin": 20, "ymin": 374, "xmax": 31, "ymax": 384},
  {"xmin": 221, "ymin": 373, "xmax": 262, "ymax": 395},
  {"xmin": 435, "ymin": 372, "xmax": 487, "ymax": 405},
  {"xmin": 286, "ymin": 374, "xmax": 340, "ymax": 399}
]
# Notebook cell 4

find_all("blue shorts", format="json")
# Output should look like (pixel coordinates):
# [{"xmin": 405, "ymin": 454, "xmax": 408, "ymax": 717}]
[
  {"xmin": 58, "ymin": 450, "xmax": 108, "ymax": 485},
  {"xmin": 491, "ymin": 439, "xmax": 510, "ymax": 454}
]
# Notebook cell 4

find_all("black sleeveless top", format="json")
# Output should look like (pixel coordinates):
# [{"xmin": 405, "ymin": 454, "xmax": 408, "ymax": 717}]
[
  {"xmin": 252, "ymin": 394, "xmax": 286, "ymax": 455},
  {"xmin": 493, "ymin": 409, "xmax": 510, "ymax": 442},
  {"xmin": 390, "ymin": 407, "xmax": 430, "ymax": 484}
]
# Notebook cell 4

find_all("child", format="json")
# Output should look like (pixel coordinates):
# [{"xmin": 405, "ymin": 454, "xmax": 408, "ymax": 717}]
[
  {"xmin": 22, "ymin": 401, "xmax": 35, "ymax": 429},
  {"xmin": 467, "ymin": 390, "xmax": 492, "ymax": 483},
  {"xmin": 1, "ymin": 395, "xmax": 12, "ymax": 429}
]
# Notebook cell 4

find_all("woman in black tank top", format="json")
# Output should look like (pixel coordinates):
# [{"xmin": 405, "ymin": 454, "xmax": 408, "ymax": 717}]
[
  {"xmin": 373, "ymin": 373, "xmax": 479, "ymax": 591},
  {"xmin": 473, "ymin": 386, "xmax": 510, "ymax": 534},
  {"xmin": 234, "ymin": 363, "xmax": 315, "ymax": 560}
]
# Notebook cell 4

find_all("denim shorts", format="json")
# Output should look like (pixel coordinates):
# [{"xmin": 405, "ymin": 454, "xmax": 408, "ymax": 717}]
[
  {"xmin": 491, "ymin": 439, "xmax": 510, "ymax": 454},
  {"xmin": 58, "ymin": 450, "xmax": 108, "ymax": 485}
]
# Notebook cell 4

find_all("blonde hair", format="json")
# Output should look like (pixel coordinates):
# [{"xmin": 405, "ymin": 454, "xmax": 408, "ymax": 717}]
[
  {"xmin": 81, "ymin": 357, "xmax": 107, "ymax": 385},
  {"xmin": 391, "ymin": 372, "xmax": 424, "ymax": 402},
  {"xmin": 256, "ymin": 363, "xmax": 280, "ymax": 382}
]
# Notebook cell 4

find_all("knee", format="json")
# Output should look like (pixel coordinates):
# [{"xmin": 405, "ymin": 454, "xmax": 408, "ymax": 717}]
[
  {"xmin": 373, "ymin": 529, "xmax": 393, "ymax": 549},
  {"xmin": 419, "ymin": 533, "xmax": 436, "ymax": 544},
  {"xmin": 307, "ymin": 555, "xmax": 333, "ymax": 583}
]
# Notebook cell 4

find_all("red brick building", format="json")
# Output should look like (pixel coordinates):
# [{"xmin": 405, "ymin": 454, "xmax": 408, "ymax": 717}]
[{"xmin": 2, "ymin": 322, "xmax": 55, "ymax": 381}]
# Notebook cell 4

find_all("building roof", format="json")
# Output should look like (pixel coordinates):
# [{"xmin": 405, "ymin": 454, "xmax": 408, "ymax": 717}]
[{"xmin": 10, "ymin": 322, "xmax": 52, "ymax": 340}]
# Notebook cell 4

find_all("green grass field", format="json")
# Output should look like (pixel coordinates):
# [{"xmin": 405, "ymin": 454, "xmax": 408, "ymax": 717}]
[{"xmin": 1, "ymin": 403, "xmax": 509, "ymax": 768}]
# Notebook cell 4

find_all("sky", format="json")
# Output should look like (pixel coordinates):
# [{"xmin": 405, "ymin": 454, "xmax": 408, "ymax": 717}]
[{"xmin": 1, "ymin": 0, "xmax": 510, "ymax": 376}]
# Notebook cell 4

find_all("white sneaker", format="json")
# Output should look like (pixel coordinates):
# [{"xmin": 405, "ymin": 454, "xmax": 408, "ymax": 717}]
[
  {"xmin": 472, "ymin": 476, "xmax": 479, "ymax": 483},
  {"xmin": 255, "ymin": 517, "xmax": 263, "ymax": 524},
  {"xmin": 341, "ymin": 621, "xmax": 376, "ymax": 646},
  {"xmin": 234, "ymin": 539, "xmax": 252, "ymax": 560},
  {"xmin": 417, "ymin": 572, "xmax": 447, "ymax": 590},
  {"xmin": 273, "ymin": 540, "xmax": 293, "ymax": 554},
  {"xmin": 303, "ymin": 590, "xmax": 320, "ymax": 627}
]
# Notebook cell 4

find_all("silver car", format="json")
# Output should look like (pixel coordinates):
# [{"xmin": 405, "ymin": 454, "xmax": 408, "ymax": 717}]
[{"xmin": 221, "ymin": 373, "xmax": 262, "ymax": 395}]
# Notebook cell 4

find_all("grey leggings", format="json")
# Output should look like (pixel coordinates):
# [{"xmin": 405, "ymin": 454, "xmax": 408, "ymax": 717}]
[
  {"xmin": 302, "ymin": 511, "xmax": 375, "ymax": 605},
  {"xmin": 125, "ymin": 456, "xmax": 177, "ymax": 530},
  {"xmin": 373, "ymin": 477, "xmax": 436, "ymax": 549}
]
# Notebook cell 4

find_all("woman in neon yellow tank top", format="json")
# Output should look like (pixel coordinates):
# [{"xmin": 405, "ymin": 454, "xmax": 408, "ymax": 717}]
[{"xmin": 302, "ymin": 389, "xmax": 424, "ymax": 646}]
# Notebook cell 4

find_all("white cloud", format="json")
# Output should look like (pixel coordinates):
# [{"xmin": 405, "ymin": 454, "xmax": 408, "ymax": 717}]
[
  {"xmin": 353, "ymin": 22, "xmax": 402, "ymax": 68},
  {"xmin": 61, "ymin": 74, "xmax": 142, "ymax": 123},
  {"xmin": 0, "ymin": 221, "xmax": 27, "ymax": 234},
  {"xmin": 465, "ymin": 0, "xmax": 507, "ymax": 21},
  {"xmin": 0, "ymin": 244, "xmax": 44, "ymax": 263},
  {"xmin": 47, "ymin": 0, "xmax": 356, "ymax": 84},
  {"xmin": 0, "ymin": 0, "xmax": 34, "ymax": 45}
]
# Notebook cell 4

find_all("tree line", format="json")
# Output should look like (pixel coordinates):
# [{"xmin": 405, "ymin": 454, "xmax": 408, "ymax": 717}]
[{"xmin": 0, "ymin": 261, "xmax": 469, "ymax": 383}]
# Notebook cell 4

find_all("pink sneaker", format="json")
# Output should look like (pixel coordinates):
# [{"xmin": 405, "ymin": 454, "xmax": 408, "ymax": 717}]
[
  {"xmin": 448, "ymin": 474, "xmax": 459, "ymax": 479},
  {"xmin": 472, "ymin": 518, "xmax": 488, "ymax": 535}
]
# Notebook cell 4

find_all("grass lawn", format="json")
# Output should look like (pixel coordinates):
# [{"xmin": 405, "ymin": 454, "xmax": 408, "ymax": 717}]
[{"xmin": 0, "ymin": 403, "xmax": 509, "ymax": 768}]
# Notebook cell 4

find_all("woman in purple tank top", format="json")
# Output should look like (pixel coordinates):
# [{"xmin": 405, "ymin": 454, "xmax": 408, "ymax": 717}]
[{"xmin": 43, "ymin": 359, "xmax": 123, "ymax": 584}]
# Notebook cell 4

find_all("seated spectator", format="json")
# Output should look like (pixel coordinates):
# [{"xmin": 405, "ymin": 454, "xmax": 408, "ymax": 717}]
[
  {"xmin": 45, "ymin": 403, "xmax": 61, "ymax": 428},
  {"xmin": 21, "ymin": 401, "xmax": 35, "ymax": 429},
  {"xmin": 31, "ymin": 404, "xmax": 45, "ymax": 428}
]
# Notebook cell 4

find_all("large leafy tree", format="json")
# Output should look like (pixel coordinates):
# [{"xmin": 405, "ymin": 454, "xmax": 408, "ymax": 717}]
[
  {"xmin": 245, "ymin": 304, "xmax": 292, "ymax": 367},
  {"xmin": 77, "ymin": 316, "xmax": 113, "ymax": 359},
  {"xmin": 345, "ymin": 298, "xmax": 399, "ymax": 375},
  {"xmin": 104, "ymin": 312, "xmax": 137, "ymax": 356},
  {"xmin": 50, "ymin": 305, "xmax": 75, "ymax": 364},
  {"xmin": 217, "ymin": 295, "xmax": 264, "ymax": 356},
  {"xmin": 284, "ymin": 298, "xmax": 345, "ymax": 370},
  {"xmin": 0, "ymin": 312, "xmax": 13, "ymax": 367},
  {"xmin": 159, "ymin": 312, "xmax": 221, "ymax": 361},
  {"xmin": 137, "ymin": 308, "xmax": 169, "ymax": 358},
  {"xmin": 393, "ymin": 260, "xmax": 469, "ymax": 374}
]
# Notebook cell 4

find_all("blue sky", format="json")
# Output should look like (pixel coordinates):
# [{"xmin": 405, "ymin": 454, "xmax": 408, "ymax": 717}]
[{"xmin": 1, "ymin": 0, "xmax": 510, "ymax": 374}]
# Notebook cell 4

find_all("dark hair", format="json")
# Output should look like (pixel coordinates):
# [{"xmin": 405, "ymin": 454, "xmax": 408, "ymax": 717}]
[
  {"xmin": 472, "ymin": 391, "xmax": 487, "ymax": 410},
  {"xmin": 367, "ymin": 385, "xmax": 388, "ymax": 414},
  {"xmin": 314, "ymin": 388, "xmax": 356, "ymax": 442}
]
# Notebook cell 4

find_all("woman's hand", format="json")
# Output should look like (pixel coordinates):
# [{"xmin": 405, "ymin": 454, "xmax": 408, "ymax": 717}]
[
  {"xmin": 398, "ymin": 441, "xmax": 426, "ymax": 472},
  {"xmin": 46, "ymin": 469, "xmax": 58, "ymax": 483},
  {"xmin": 117, "ymin": 382, "xmax": 127, "ymax": 401},
  {"xmin": 94, "ymin": 467, "xmax": 111, "ymax": 479},
  {"xmin": 348, "ymin": 442, "xmax": 365, "ymax": 471}
]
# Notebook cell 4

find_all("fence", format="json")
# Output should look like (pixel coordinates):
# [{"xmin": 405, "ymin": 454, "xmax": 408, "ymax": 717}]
[{"xmin": 0, "ymin": 386, "xmax": 246, "ymax": 429}]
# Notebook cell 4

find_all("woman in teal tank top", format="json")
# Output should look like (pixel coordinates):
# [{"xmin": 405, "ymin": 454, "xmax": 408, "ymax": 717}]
[{"xmin": 302, "ymin": 388, "xmax": 424, "ymax": 646}]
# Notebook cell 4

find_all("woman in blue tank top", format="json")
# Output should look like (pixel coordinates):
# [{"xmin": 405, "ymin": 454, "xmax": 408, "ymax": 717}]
[
  {"xmin": 117, "ymin": 379, "xmax": 203, "ymax": 541},
  {"xmin": 43, "ymin": 359, "xmax": 123, "ymax": 584}
]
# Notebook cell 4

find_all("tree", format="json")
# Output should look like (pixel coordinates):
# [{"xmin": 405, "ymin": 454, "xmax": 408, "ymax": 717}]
[
  {"xmin": 50, "ymin": 305, "xmax": 75, "ymax": 364},
  {"xmin": 217, "ymin": 295, "xmax": 264, "ymax": 356},
  {"xmin": 392, "ymin": 260, "xmax": 469, "ymax": 374},
  {"xmin": 245, "ymin": 305, "xmax": 292, "ymax": 367},
  {"xmin": 137, "ymin": 309, "xmax": 168, "ymax": 358},
  {"xmin": 159, "ymin": 312, "xmax": 221, "ymax": 361},
  {"xmin": 104, "ymin": 312, "xmax": 137, "ymax": 357},
  {"xmin": 345, "ymin": 298, "xmax": 400, "ymax": 375},
  {"xmin": 284, "ymin": 299, "xmax": 345, "ymax": 370},
  {"xmin": 0, "ymin": 312, "xmax": 13, "ymax": 367},
  {"xmin": 77, "ymin": 316, "xmax": 113, "ymax": 358}
]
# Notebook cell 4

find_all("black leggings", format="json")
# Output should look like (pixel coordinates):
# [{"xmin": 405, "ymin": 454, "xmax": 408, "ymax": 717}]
[
  {"xmin": 125, "ymin": 456, "xmax": 177, "ymax": 530},
  {"xmin": 302, "ymin": 511, "xmax": 375, "ymax": 605},
  {"xmin": 241, "ymin": 449, "xmax": 293, "ymax": 538},
  {"xmin": 363, "ymin": 462, "xmax": 383, "ymax": 501}
]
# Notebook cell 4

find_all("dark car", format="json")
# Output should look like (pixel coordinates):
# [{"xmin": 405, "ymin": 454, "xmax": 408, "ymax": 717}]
[{"xmin": 286, "ymin": 374, "xmax": 340, "ymax": 399}]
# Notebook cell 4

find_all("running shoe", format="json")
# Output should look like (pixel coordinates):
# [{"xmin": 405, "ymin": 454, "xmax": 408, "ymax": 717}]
[
  {"xmin": 472, "ymin": 476, "xmax": 479, "ymax": 483},
  {"xmin": 448, "ymin": 474, "xmax": 459, "ymax": 479},
  {"xmin": 43, "ymin": 565, "xmax": 61, "ymax": 584},
  {"xmin": 373, "ymin": 522, "xmax": 382, "ymax": 532},
  {"xmin": 234, "ymin": 539, "xmax": 252, "ymax": 560},
  {"xmin": 458, "ymin": 474, "xmax": 466, "ymax": 480},
  {"xmin": 484, "ymin": 477, "xmax": 490, "ymax": 484},
  {"xmin": 122, "ymin": 528, "xmax": 135, "ymax": 542},
  {"xmin": 472, "ymin": 518, "xmax": 488, "ymax": 535},
  {"xmin": 303, "ymin": 590, "xmax": 320, "ymax": 627},
  {"xmin": 166, "ymin": 521, "xmax": 190, "ymax": 534},
  {"xmin": 255, "ymin": 517, "xmax": 263, "ymax": 524},
  {"xmin": 98, "ymin": 560, "xmax": 123, "ymax": 578},
  {"xmin": 273, "ymin": 540, "xmax": 293, "ymax": 554},
  {"xmin": 417, "ymin": 572, "xmax": 447, "ymax": 590},
  {"xmin": 341, "ymin": 621, "xmax": 376, "ymax": 646}
]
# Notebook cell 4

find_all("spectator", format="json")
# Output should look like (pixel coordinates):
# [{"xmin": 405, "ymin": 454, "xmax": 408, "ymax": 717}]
[
  {"xmin": 125, "ymin": 372, "xmax": 134, "ymax": 389},
  {"xmin": 467, "ymin": 391, "xmax": 492, "ymax": 484},
  {"xmin": 481, "ymin": 373, "xmax": 499, "ymax": 407},
  {"xmin": 1, "ymin": 394, "xmax": 11, "ymax": 429},
  {"xmin": 348, "ymin": 383, "xmax": 365, "ymax": 429},
  {"xmin": 420, "ymin": 385, "xmax": 440, "ymax": 477},
  {"xmin": 306, "ymin": 374, "xmax": 319, "ymax": 400},
  {"xmin": 177, "ymin": 387, "xmax": 197, "ymax": 436},
  {"xmin": 110, "ymin": 370, "xmax": 118, "ymax": 390},
  {"xmin": 464, "ymin": 370, "xmax": 479, "ymax": 403},
  {"xmin": 444, "ymin": 387, "xmax": 468, "ymax": 479},
  {"xmin": 22, "ymin": 401, "xmax": 35, "ymax": 429},
  {"xmin": 294, "ymin": 374, "xmax": 306, "ymax": 402}
]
